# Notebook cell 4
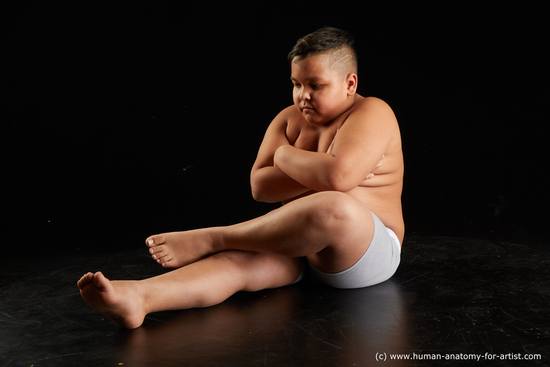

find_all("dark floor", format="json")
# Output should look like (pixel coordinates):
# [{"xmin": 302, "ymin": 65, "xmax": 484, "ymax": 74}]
[{"xmin": 1, "ymin": 235, "xmax": 548, "ymax": 366}]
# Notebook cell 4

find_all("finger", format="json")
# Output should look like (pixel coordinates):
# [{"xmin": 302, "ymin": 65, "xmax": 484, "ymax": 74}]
[{"xmin": 375, "ymin": 155, "xmax": 385, "ymax": 168}]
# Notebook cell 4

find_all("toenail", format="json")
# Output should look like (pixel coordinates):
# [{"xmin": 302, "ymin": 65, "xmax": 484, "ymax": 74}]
[{"xmin": 148, "ymin": 239, "xmax": 154, "ymax": 246}]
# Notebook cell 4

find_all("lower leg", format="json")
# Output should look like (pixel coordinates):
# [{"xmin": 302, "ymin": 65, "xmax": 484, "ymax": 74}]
[
  {"xmin": 147, "ymin": 192, "xmax": 373, "ymax": 272},
  {"xmin": 78, "ymin": 251, "xmax": 301, "ymax": 328}
]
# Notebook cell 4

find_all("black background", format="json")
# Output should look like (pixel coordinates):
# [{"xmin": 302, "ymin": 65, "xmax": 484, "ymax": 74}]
[{"xmin": 4, "ymin": 2, "xmax": 549, "ymax": 259}]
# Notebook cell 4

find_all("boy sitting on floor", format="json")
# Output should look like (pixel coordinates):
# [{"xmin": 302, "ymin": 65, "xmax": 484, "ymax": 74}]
[{"xmin": 78, "ymin": 27, "xmax": 404, "ymax": 329}]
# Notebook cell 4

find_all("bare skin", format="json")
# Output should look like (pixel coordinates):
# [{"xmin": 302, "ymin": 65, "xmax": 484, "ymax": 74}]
[
  {"xmin": 78, "ymin": 51, "xmax": 404, "ymax": 329},
  {"xmin": 147, "ymin": 190, "xmax": 379, "ymax": 272},
  {"xmin": 146, "ymin": 95, "xmax": 404, "ymax": 272},
  {"xmin": 78, "ymin": 251, "xmax": 301, "ymax": 328},
  {"xmin": 78, "ymin": 272, "xmax": 146, "ymax": 329},
  {"xmin": 147, "ymin": 228, "xmax": 216, "ymax": 268}
]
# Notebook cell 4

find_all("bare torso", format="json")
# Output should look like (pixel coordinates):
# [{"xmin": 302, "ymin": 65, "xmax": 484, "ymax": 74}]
[{"xmin": 283, "ymin": 96, "xmax": 405, "ymax": 244}]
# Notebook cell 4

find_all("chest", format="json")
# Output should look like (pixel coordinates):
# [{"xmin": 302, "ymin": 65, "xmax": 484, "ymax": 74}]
[{"xmin": 286, "ymin": 121, "xmax": 338, "ymax": 153}]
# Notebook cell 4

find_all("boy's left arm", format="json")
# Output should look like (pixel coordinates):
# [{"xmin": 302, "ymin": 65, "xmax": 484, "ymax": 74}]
[{"xmin": 274, "ymin": 98, "xmax": 397, "ymax": 192}]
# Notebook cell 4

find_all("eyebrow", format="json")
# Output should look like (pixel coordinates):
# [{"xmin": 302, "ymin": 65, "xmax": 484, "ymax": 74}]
[{"xmin": 290, "ymin": 76, "xmax": 323, "ymax": 82}]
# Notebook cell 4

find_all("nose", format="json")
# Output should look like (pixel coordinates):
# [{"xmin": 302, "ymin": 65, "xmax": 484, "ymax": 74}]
[{"xmin": 299, "ymin": 87, "xmax": 311, "ymax": 101}]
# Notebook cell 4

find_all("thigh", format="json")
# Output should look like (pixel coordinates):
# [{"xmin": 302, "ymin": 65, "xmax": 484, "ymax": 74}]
[
  {"xmin": 308, "ymin": 213, "xmax": 401, "ymax": 289},
  {"xmin": 302, "ymin": 192, "xmax": 375, "ymax": 274},
  {"xmin": 215, "ymin": 251, "xmax": 303, "ymax": 292}
]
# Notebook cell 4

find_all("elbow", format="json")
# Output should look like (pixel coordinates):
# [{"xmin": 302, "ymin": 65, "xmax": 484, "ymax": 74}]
[
  {"xmin": 250, "ymin": 171, "xmax": 263, "ymax": 202},
  {"xmin": 325, "ymin": 176, "xmax": 356, "ymax": 193},
  {"xmin": 251, "ymin": 189, "xmax": 278, "ymax": 203},
  {"xmin": 250, "ymin": 168, "xmax": 281, "ymax": 203},
  {"xmin": 324, "ymin": 163, "xmax": 357, "ymax": 193},
  {"xmin": 251, "ymin": 186, "xmax": 265, "ymax": 202},
  {"xmin": 250, "ymin": 179, "xmax": 275, "ymax": 203},
  {"xmin": 250, "ymin": 180, "xmax": 264, "ymax": 202}
]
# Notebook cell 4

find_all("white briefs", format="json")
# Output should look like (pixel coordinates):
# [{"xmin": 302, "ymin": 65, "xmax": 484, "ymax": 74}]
[{"xmin": 295, "ymin": 212, "xmax": 401, "ymax": 289}]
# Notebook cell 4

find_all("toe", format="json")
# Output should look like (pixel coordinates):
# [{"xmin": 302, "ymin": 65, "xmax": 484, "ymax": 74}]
[
  {"xmin": 150, "ymin": 245, "xmax": 164, "ymax": 256},
  {"xmin": 92, "ymin": 272, "xmax": 113, "ymax": 292},
  {"xmin": 153, "ymin": 248, "xmax": 169, "ymax": 261},
  {"xmin": 160, "ymin": 255, "xmax": 175, "ymax": 267},
  {"xmin": 77, "ymin": 272, "xmax": 94, "ymax": 289},
  {"xmin": 145, "ymin": 234, "xmax": 165, "ymax": 248},
  {"xmin": 149, "ymin": 246, "xmax": 161, "ymax": 255},
  {"xmin": 154, "ymin": 252, "xmax": 172, "ymax": 267},
  {"xmin": 149, "ymin": 246, "xmax": 169, "ymax": 258}
]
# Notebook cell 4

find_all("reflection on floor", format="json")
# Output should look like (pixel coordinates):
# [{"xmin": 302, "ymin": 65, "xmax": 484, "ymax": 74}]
[{"xmin": 0, "ymin": 236, "xmax": 548, "ymax": 366}]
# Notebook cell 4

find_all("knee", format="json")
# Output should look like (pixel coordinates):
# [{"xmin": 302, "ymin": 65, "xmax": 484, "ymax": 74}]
[
  {"xmin": 210, "ymin": 251, "xmax": 250, "ymax": 285},
  {"xmin": 307, "ymin": 192, "xmax": 362, "ymax": 229},
  {"xmin": 212, "ymin": 251, "xmax": 302, "ymax": 291},
  {"xmin": 211, "ymin": 251, "xmax": 264, "ymax": 282},
  {"xmin": 212, "ymin": 250, "xmax": 254, "ymax": 267}
]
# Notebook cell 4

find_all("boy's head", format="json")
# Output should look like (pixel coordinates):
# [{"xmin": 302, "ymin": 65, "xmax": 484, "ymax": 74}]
[
  {"xmin": 289, "ymin": 27, "xmax": 359, "ymax": 125},
  {"xmin": 288, "ymin": 27, "xmax": 358, "ymax": 78}
]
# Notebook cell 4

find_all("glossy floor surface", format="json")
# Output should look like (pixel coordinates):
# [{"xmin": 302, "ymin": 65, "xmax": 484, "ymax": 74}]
[{"xmin": 1, "ymin": 236, "xmax": 548, "ymax": 366}]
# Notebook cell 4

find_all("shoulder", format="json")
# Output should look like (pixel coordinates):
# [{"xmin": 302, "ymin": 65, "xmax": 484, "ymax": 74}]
[
  {"xmin": 267, "ymin": 105, "xmax": 300, "ymax": 129},
  {"xmin": 352, "ymin": 96, "xmax": 396, "ymax": 117},
  {"xmin": 260, "ymin": 105, "xmax": 305, "ymax": 146},
  {"xmin": 277, "ymin": 105, "xmax": 302, "ymax": 122},
  {"xmin": 339, "ymin": 96, "xmax": 401, "ymax": 146},
  {"xmin": 348, "ymin": 96, "xmax": 399, "ymax": 130},
  {"xmin": 270, "ymin": 105, "xmax": 306, "ymax": 138}
]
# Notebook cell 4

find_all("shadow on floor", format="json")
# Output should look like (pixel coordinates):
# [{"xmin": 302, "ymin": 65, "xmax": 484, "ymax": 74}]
[{"xmin": 0, "ymin": 236, "xmax": 548, "ymax": 366}]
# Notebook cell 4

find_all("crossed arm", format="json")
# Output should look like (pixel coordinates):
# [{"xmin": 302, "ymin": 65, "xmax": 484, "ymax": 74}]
[{"xmin": 251, "ymin": 98, "xmax": 394, "ymax": 203}]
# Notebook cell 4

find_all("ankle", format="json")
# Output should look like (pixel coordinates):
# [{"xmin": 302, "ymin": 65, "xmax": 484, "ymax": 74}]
[
  {"xmin": 136, "ymin": 279, "xmax": 158, "ymax": 315},
  {"xmin": 208, "ymin": 227, "xmax": 227, "ymax": 253}
]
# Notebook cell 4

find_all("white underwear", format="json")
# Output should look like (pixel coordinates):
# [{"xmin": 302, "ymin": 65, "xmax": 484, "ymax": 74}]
[{"xmin": 301, "ymin": 212, "xmax": 401, "ymax": 289}]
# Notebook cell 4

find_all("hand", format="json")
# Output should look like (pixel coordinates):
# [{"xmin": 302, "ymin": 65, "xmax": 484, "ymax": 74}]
[{"xmin": 365, "ymin": 155, "xmax": 384, "ymax": 180}]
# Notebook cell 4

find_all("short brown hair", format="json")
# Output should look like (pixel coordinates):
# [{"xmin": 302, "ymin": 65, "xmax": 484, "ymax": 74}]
[{"xmin": 288, "ymin": 27, "xmax": 358, "ymax": 74}]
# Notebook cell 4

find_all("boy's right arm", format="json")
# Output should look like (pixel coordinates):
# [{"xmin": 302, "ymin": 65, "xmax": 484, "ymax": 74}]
[{"xmin": 250, "ymin": 107, "xmax": 312, "ymax": 203}]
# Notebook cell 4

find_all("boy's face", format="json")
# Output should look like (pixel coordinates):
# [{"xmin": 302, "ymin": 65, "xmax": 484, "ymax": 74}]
[{"xmin": 291, "ymin": 53, "xmax": 357, "ymax": 125}]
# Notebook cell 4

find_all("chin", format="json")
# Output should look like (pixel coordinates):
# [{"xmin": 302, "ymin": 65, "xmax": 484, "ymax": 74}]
[{"xmin": 305, "ymin": 115, "xmax": 329, "ymax": 125}]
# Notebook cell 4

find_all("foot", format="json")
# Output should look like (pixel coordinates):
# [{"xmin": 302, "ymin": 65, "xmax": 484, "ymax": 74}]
[
  {"xmin": 145, "ymin": 228, "xmax": 220, "ymax": 268},
  {"xmin": 78, "ymin": 272, "xmax": 146, "ymax": 329}
]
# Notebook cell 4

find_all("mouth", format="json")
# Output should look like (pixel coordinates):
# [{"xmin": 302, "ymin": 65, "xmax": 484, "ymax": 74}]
[{"xmin": 301, "ymin": 105, "xmax": 315, "ymax": 113}]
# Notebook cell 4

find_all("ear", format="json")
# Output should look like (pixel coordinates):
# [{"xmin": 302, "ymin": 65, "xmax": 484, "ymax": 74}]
[{"xmin": 345, "ymin": 73, "xmax": 358, "ymax": 95}]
